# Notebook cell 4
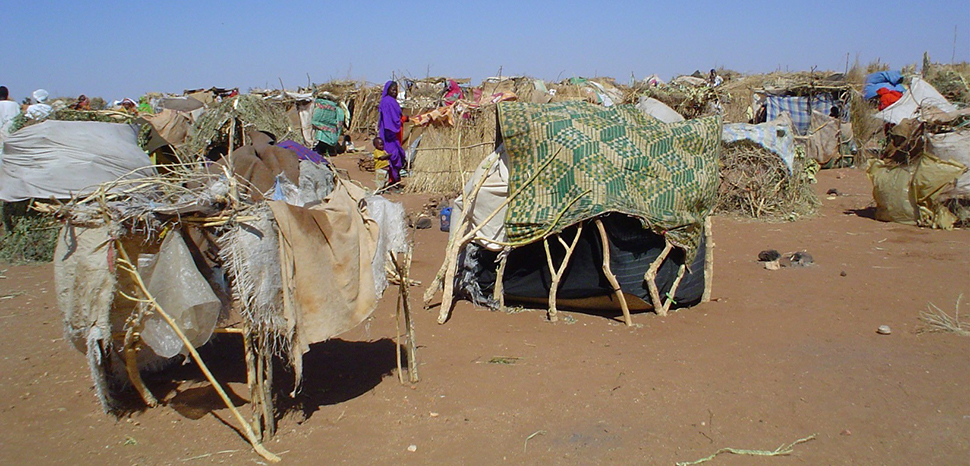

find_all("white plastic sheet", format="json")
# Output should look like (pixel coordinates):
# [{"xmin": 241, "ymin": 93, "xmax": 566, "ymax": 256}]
[
  {"xmin": 0, "ymin": 120, "xmax": 154, "ymax": 201},
  {"xmin": 874, "ymin": 77, "xmax": 957, "ymax": 124}
]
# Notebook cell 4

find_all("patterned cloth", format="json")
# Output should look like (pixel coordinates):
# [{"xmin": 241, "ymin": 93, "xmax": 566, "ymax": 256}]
[
  {"xmin": 310, "ymin": 99, "xmax": 344, "ymax": 146},
  {"xmin": 764, "ymin": 94, "xmax": 844, "ymax": 135},
  {"xmin": 498, "ymin": 101, "xmax": 721, "ymax": 259}
]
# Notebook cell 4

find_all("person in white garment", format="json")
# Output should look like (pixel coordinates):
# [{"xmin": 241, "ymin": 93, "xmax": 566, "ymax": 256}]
[
  {"xmin": 0, "ymin": 86, "xmax": 21, "ymax": 142},
  {"xmin": 25, "ymin": 89, "xmax": 53, "ymax": 120}
]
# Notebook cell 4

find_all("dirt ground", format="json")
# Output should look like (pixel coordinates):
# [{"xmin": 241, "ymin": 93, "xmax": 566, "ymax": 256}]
[{"xmin": 0, "ymin": 158, "xmax": 968, "ymax": 466}]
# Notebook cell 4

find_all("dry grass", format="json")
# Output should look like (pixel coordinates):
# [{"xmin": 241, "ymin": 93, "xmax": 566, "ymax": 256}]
[
  {"xmin": 184, "ymin": 95, "xmax": 302, "ymax": 156},
  {"xmin": 918, "ymin": 295, "xmax": 970, "ymax": 337},
  {"xmin": 716, "ymin": 141, "xmax": 819, "ymax": 221},
  {"xmin": 924, "ymin": 62, "xmax": 970, "ymax": 105},
  {"xmin": 405, "ymin": 106, "xmax": 497, "ymax": 194}
]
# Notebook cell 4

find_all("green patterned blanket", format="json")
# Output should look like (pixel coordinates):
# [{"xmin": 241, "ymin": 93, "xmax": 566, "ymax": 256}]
[{"xmin": 498, "ymin": 101, "xmax": 721, "ymax": 259}]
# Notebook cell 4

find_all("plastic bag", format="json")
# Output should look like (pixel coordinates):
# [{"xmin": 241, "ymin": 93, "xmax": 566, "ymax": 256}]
[{"xmin": 139, "ymin": 230, "xmax": 221, "ymax": 358}]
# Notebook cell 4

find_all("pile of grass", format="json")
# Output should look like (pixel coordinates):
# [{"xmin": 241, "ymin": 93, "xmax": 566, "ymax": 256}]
[
  {"xmin": 0, "ymin": 203, "xmax": 59, "ymax": 263},
  {"xmin": 637, "ymin": 81, "xmax": 719, "ymax": 119},
  {"xmin": 716, "ymin": 141, "xmax": 819, "ymax": 221},
  {"xmin": 184, "ymin": 95, "xmax": 302, "ymax": 156},
  {"xmin": 924, "ymin": 62, "xmax": 970, "ymax": 105}
]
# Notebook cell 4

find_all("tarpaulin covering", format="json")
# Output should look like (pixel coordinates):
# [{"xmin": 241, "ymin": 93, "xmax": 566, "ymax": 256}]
[
  {"xmin": 0, "ymin": 121, "xmax": 154, "ymax": 202},
  {"xmin": 764, "ymin": 94, "xmax": 844, "ymax": 135},
  {"xmin": 722, "ymin": 114, "xmax": 796, "ymax": 172},
  {"xmin": 498, "ymin": 101, "xmax": 720, "ymax": 260}
]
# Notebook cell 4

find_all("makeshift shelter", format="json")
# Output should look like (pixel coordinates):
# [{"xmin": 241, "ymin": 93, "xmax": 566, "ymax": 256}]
[
  {"xmin": 0, "ymin": 120, "xmax": 154, "ymax": 202},
  {"xmin": 425, "ymin": 101, "xmax": 720, "ymax": 325},
  {"xmin": 40, "ymin": 105, "xmax": 416, "ymax": 462}
]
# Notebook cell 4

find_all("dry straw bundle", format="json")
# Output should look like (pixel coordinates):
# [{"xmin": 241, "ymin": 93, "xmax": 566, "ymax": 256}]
[
  {"xmin": 716, "ymin": 141, "xmax": 819, "ymax": 221},
  {"xmin": 184, "ymin": 95, "xmax": 302, "ymax": 156}
]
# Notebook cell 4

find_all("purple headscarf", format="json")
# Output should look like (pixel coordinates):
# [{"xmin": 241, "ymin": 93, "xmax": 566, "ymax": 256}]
[{"xmin": 378, "ymin": 80, "xmax": 402, "ymax": 135}]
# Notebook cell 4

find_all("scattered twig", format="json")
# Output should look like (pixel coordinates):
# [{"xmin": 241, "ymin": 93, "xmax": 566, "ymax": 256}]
[
  {"xmin": 180, "ymin": 450, "xmax": 240, "ymax": 462},
  {"xmin": 675, "ymin": 434, "xmax": 817, "ymax": 466},
  {"xmin": 524, "ymin": 430, "xmax": 546, "ymax": 452}
]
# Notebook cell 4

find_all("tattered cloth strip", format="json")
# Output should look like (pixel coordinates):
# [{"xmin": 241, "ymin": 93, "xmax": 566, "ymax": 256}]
[
  {"xmin": 268, "ymin": 180, "xmax": 380, "ymax": 389},
  {"xmin": 498, "ymin": 101, "xmax": 721, "ymax": 260}
]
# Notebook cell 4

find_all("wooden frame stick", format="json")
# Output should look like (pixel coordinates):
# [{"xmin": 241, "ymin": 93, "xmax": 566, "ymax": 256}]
[
  {"xmin": 542, "ymin": 223, "xmax": 584, "ymax": 322},
  {"xmin": 594, "ymin": 219, "xmax": 632, "ymax": 326},
  {"xmin": 644, "ymin": 241, "xmax": 674, "ymax": 316}
]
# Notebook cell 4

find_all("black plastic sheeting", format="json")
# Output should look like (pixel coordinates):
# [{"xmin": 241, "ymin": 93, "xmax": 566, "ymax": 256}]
[{"xmin": 455, "ymin": 213, "xmax": 707, "ymax": 311}]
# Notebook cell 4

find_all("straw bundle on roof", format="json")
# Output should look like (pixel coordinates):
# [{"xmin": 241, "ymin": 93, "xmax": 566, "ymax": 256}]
[{"xmin": 184, "ymin": 95, "xmax": 302, "ymax": 156}]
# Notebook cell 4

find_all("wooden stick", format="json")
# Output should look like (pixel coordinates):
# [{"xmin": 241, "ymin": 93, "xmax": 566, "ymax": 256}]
[
  {"xmin": 123, "ymin": 338, "xmax": 158, "ymax": 407},
  {"xmin": 121, "ymin": 280, "xmax": 158, "ymax": 407},
  {"xmin": 644, "ymin": 241, "xmax": 674, "ymax": 316},
  {"xmin": 259, "ymin": 336, "xmax": 275, "ymax": 439},
  {"xmin": 701, "ymin": 216, "xmax": 714, "ymax": 303},
  {"xmin": 392, "ymin": 251, "xmax": 419, "ymax": 383},
  {"xmin": 493, "ymin": 250, "xmax": 508, "ymax": 310},
  {"xmin": 543, "ymin": 224, "xmax": 584, "ymax": 322},
  {"xmin": 594, "ymin": 219, "xmax": 632, "ymax": 326},
  {"xmin": 243, "ymin": 328, "xmax": 262, "ymax": 437},
  {"xmin": 114, "ymin": 241, "xmax": 281, "ymax": 463},
  {"xmin": 662, "ymin": 264, "xmax": 686, "ymax": 315},
  {"xmin": 394, "ymin": 288, "xmax": 405, "ymax": 385}
]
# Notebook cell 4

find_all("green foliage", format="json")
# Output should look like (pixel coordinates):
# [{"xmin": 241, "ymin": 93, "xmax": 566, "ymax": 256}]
[{"xmin": 0, "ymin": 205, "xmax": 59, "ymax": 263}]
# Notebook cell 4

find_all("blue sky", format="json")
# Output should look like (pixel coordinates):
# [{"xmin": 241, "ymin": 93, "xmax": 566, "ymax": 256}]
[{"xmin": 2, "ymin": 0, "xmax": 968, "ymax": 101}]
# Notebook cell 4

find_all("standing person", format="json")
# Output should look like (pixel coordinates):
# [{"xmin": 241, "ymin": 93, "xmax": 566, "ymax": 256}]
[
  {"xmin": 378, "ymin": 80, "xmax": 407, "ymax": 189},
  {"xmin": 372, "ymin": 137, "xmax": 390, "ymax": 189},
  {"xmin": 310, "ymin": 92, "xmax": 346, "ymax": 157},
  {"xmin": 0, "ymin": 86, "xmax": 21, "ymax": 142}
]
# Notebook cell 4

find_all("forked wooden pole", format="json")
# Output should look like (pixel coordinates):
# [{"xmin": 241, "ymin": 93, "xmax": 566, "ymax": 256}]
[
  {"xmin": 594, "ymin": 219, "xmax": 632, "ymax": 326},
  {"xmin": 394, "ymin": 251, "xmax": 419, "ymax": 383},
  {"xmin": 543, "ymin": 224, "xmax": 584, "ymax": 322},
  {"xmin": 123, "ymin": 337, "xmax": 158, "ymax": 407},
  {"xmin": 644, "ymin": 241, "xmax": 674, "ymax": 316},
  {"xmin": 114, "ymin": 241, "xmax": 281, "ymax": 463},
  {"xmin": 122, "ymin": 302, "xmax": 158, "ymax": 407}
]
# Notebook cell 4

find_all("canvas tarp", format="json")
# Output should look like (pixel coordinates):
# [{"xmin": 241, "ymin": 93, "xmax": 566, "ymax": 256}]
[
  {"xmin": 498, "ymin": 101, "xmax": 721, "ymax": 259},
  {"xmin": 451, "ymin": 146, "xmax": 510, "ymax": 251},
  {"xmin": 804, "ymin": 110, "xmax": 841, "ymax": 165},
  {"xmin": 0, "ymin": 121, "xmax": 154, "ymax": 202},
  {"xmin": 268, "ymin": 179, "xmax": 380, "ymax": 387},
  {"xmin": 722, "ymin": 113, "xmax": 796, "ymax": 172},
  {"xmin": 874, "ymin": 77, "xmax": 957, "ymax": 124}
]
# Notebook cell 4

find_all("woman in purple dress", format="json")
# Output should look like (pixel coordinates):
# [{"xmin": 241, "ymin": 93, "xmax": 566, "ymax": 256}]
[{"xmin": 378, "ymin": 81, "xmax": 407, "ymax": 187}]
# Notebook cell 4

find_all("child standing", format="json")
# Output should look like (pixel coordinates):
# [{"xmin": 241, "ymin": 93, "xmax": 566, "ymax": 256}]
[{"xmin": 373, "ymin": 137, "xmax": 390, "ymax": 190}]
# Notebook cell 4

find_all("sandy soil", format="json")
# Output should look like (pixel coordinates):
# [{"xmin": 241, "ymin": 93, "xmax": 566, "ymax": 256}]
[{"xmin": 0, "ymin": 159, "xmax": 968, "ymax": 466}]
